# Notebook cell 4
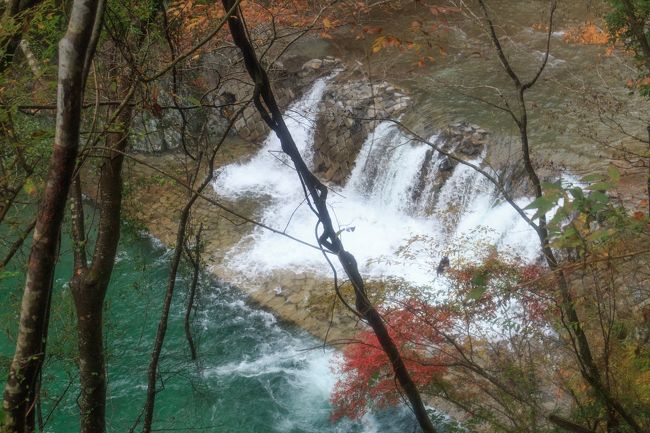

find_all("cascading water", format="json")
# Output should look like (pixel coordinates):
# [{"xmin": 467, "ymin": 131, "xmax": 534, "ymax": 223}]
[
  {"xmin": 346, "ymin": 122, "xmax": 431, "ymax": 213},
  {"xmin": 214, "ymin": 78, "xmax": 540, "ymax": 290}
]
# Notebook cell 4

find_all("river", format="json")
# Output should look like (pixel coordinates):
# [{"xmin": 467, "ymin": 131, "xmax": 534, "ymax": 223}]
[{"xmin": 1, "ymin": 219, "xmax": 451, "ymax": 432}]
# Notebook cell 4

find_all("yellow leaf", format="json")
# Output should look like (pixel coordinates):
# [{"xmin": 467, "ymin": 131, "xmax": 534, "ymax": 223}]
[
  {"xmin": 23, "ymin": 179, "xmax": 37, "ymax": 197},
  {"xmin": 371, "ymin": 36, "xmax": 386, "ymax": 53}
]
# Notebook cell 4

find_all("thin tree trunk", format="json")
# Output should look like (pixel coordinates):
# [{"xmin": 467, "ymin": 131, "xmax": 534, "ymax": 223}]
[
  {"xmin": 548, "ymin": 415, "xmax": 596, "ymax": 433},
  {"xmin": 221, "ymin": 2, "xmax": 437, "ymax": 431},
  {"xmin": 141, "ymin": 179, "xmax": 205, "ymax": 433},
  {"xmin": 647, "ymin": 125, "xmax": 649, "ymax": 216},
  {"xmin": 184, "ymin": 224, "xmax": 202, "ymax": 361},
  {"xmin": 141, "ymin": 105, "xmax": 242, "ymax": 433},
  {"xmin": 0, "ymin": 0, "xmax": 44, "ymax": 73},
  {"xmin": 1, "ymin": 2, "xmax": 99, "ymax": 431},
  {"xmin": 477, "ymin": 1, "xmax": 641, "ymax": 431},
  {"xmin": 1, "ymin": 218, "xmax": 36, "ymax": 269}
]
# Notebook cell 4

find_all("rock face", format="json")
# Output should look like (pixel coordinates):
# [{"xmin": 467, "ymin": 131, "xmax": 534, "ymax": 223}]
[
  {"xmin": 130, "ymin": 56, "xmax": 343, "ymax": 152},
  {"xmin": 410, "ymin": 122, "xmax": 491, "ymax": 215},
  {"xmin": 312, "ymin": 78, "xmax": 411, "ymax": 184},
  {"xmin": 301, "ymin": 58, "xmax": 323, "ymax": 71},
  {"xmin": 444, "ymin": 122, "xmax": 488, "ymax": 156}
]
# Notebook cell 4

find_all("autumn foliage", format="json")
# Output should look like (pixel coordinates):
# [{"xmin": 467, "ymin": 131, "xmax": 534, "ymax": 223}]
[
  {"xmin": 165, "ymin": 0, "xmax": 339, "ymax": 52},
  {"xmin": 562, "ymin": 23, "xmax": 609, "ymax": 45},
  {"xmin": 331, "ymin": 254, "xmax": 553, "ymax": 422},
  {"xmin": 331, "ymin": 299, "xmax": 452, "ymax": 420}
]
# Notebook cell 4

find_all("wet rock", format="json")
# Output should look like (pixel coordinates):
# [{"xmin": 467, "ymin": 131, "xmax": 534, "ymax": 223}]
[
  {"xmin": 312, "ymin": 76, "xmax": 411, "ymax": 184},
  {"xmin": 302, "ymin": 58, "xmax": 323, "ymax": 70},
  {"xmin": 439, "ymin": 156, "xmax": 454, "ymax": 171},
  {"xmin": 411, "ymin": 149, "xmax": 435, "ymax": 204},
  {"xmin": 458, "ymin": 138, "xmax": 480, "ymax": 156}
]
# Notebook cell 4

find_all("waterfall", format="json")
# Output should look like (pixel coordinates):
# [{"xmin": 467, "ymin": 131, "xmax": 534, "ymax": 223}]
[
  {"xmin": 216, "ymin": 78, "xmax": 329, "ymax": 199},
  {"xmin": 345, "ymin": 122, "xmax": 431, "ymax": 214},
  {"xmin": 213, "ymin": 79, "xmax": 540, "ymax": 289}
]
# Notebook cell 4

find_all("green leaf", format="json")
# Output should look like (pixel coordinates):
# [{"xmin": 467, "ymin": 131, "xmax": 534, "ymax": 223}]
[
  {"xmin": 469, "ymin": 285, "xmax": 487, "ymax": 300},
  {"xmin": 587, "ymin": 229, "xmax": 610, "ymax": 242},
  {"xmin": 570, "ymin": 187, "xmax": 584, "ymax": 200},
  {"xmin": 586, "ymin": 182, "xmax": 611, "ymax": 191},
  {"xmin": 525, "ymin": 195, "xmax": 553, "ymax": 211},
  {"xmin": 590, "ymin": 191, "xmax": 609, "ymax": 203},
  {"xmin": 608, "ymin": 165, "xmax": 620, "ymax": 184},
  {"xmin": 549, "ymin": 207, "xmax": 568, "ymax": 227},
  {"xmin": 581, "ymin": 173, "xmax": 603, "ymax": 183},
  {"xmin": 525, "ymin": 195, "xmax": 558, "ymax": 219},
  {"xmin": 551, "ymin": 226, "xmax": 583, "ymax": 248},
  {"xmin": 186, "ymin": 95, "xmax": 201, "ymax": 106},
  {"xmin": 541, "ymin": 181, "xmax": 562, "ymax": 191},
  {"xmin": 23, "ymin": 178, "xmax": 37, "ymax": 196}
]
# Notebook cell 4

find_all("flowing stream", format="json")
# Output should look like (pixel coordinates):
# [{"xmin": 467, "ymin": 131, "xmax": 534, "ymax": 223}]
[
  {"xmin": 214, "ymin": 78, "xmax": 540, "ymax": 294},
  {"xmin": 0, "ymin": 223, "xmax": 425, "ymax": 432}
]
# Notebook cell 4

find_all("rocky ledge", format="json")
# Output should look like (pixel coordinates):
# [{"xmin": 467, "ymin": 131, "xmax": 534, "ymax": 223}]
[{"xmin": 312, "ymin": 77, "xmax": 411, "ymax": 184}]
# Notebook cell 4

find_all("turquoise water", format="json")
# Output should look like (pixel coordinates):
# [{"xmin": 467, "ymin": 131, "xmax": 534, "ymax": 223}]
[{"xmin": 1, "ymin": 217, "xmax": 426, "ymax": 432}]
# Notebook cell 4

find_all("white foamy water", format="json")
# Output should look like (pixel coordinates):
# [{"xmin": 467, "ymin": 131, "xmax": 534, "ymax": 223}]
[{"xmin": 212, "ymin": 79, "xmax": 541, "ymax": 290}]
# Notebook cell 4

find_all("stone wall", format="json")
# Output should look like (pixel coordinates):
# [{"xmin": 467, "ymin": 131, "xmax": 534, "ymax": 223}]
[
  {"xmin": 312, "ymin": 77, "xmax": 411, "ymax": 184},
  {"xmin": 412, "ymin": 122, "xmax": 490, "ymax": 216}
]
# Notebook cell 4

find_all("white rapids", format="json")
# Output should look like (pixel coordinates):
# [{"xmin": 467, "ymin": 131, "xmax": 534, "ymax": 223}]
[{"xmin": 213, "ymin": 78, "xmax": 540, "ymax": 294}]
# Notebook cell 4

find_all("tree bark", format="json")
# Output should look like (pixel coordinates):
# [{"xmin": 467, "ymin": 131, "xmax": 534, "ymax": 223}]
[
  {"xmin": 1, "ymin": 1, "xmax": 99, "ymax": 432},
  {"xmin": 69, "ymin": 103, "xmax": 133, "ymax": 433}
]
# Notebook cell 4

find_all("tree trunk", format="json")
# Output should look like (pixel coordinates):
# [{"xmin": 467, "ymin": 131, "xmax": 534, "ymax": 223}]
[
  {"xmin": 0, "ymin": 0, "xmax": 44, "ymax": 73},
  {"xmin": 184, "ymin": 224, "xmax": 202, "ymax": 361},
  {"xmin": 1, "ymin": 1, "xmax": 99, "ymax": 432},
  {"xmin": 71, "ymin": 289, "xmax": 107, "ymax": 433},
  {"xmin": 476, "ymin": 2, "xmax": 641, "ymax": 430},
  {"xmin": 141, "ymin": 175, "xmax": 213, "ymax": 433},
  {"xmin": 70, "ymin": 102, "xmax": 133, "ymax": 433}
]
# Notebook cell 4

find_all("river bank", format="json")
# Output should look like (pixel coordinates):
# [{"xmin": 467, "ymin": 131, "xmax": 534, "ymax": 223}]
[{"xmin": 83, "ymin": 147, "xmax": 363, "ymax": 343}]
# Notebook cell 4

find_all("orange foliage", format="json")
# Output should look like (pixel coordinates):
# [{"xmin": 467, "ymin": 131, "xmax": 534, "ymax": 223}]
[
  {"xmin": 330, "ymin": 299, "xmax": 452, "ymax": 420},
  {"xmin": 166, "ymin": 0, "xmax": 338, "ymax": 52},
  {"xmin": 531, "ymin": 22, "xmax": 548, "ymax": 32},
  {"xmin": 562, "ymin": 23, "xmax": 609, "ymax": 45},
  {"xmin": 625, "ymin": 76, "xmax": 650, "ymax": 90},
  {"xmin": 371, "ymin": 35, "xmax": 402, "ymax": 53}
]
